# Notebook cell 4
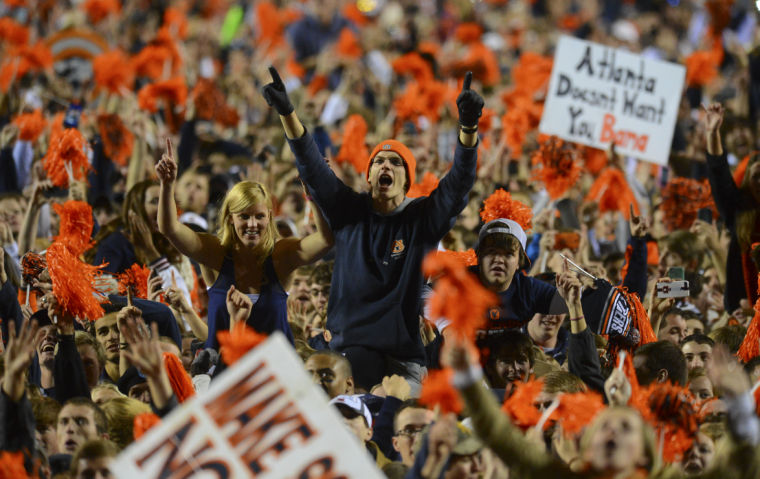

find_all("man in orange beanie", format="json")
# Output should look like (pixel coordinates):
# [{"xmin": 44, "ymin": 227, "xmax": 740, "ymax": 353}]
[{"xmin": 264, "ymin": 67, "xmax": 483, "ymax": 394}]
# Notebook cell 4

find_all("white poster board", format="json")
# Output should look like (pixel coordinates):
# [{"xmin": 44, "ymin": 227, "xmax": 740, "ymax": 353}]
[
  {"xmin": 111, "ymin": 333, "xmax": 384, "ymax": 479},
  {"xmin": 539, "ymin": 35, "xmax": 685, "ymax": 165}
]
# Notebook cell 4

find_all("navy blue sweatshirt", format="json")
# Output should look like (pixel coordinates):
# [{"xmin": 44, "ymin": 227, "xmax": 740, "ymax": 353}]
[{"xmin": 287, "ymin": 132, "xmax": 477, "ymax": 364}]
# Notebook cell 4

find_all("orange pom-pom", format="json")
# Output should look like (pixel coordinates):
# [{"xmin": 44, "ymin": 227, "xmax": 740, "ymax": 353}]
[
  {"xmin": 630, "ymin": 381, "xmax": 698, "ymax": 463},
  {"xmin": 163, "ymin": 352, "xmax": 195, "ymax": 403},
  {"xmin": 422, "ymin": 251, "xmax": 498, "ymax": 343},
  {"xmin": 131, "ymin": 28, "xmax": 182, "ymax": 81},
  {"xmin": 480, "ymin": 188, "xmax": 533, "ymax": 230},
  {"xmin": 117, "ymin": 263, "xmax": 151, "ymax": 299},
  {"xmin": 432, "ymin": 249, "xmax": 477, "ymax": 268},
  {"xmin": 737, "ymin": 276, "xmax": 760, "ymax": 363},
  {"xmin": 659, "ymin": 177, "xmax": 717, "ymax": 231},
  {"xmin": 531, "ymin": 136, "xmax": 581, "ymax": 200},
  {"xmin": 93, "ymin": 49, "xmax": 134, "ymax": 94},
  {"xmin": 336, "ymin": 27, "xmax": 362, "ymax": 59},
  {"xmin": 81, "ymin": 0, "xmax": 120, "ymax": 23},
  {"xmin": 21, "ymin": 251, "xmax": 45, "ymax": 284},
  {"xmin": 98, "ymin": 113, "xmax": 134, "ymax": 167},
  {"xmin": 501, "ymin": 379, "xmax": 544, "ymax": 428},
  {"xmin": 553, "ymin": 391, "xmax": 605, "ymax": 435},
  {"xmin": 133, "ymin": 412, "xmax": 160, "ymax": 439},
  {"xmin": 418, "ymin": 368, "xmax": 463, "ymax": 414},
  {"xmin": 511, "ymin": 52, "xmax": 553, "ymax": 98},
  {"xmin": 43, "ymin": 128, "xmax": 90, "ymax": 188},
  {"xmin": 13, "ymin": 109, "xmax": 46, "ymax": 142},
  {"xmin": 553, "ymin": 232, "xmax": 580, "ymax": 251},
  {"xmin": 585, "ymin": 167, "xmax": 639, "ymax": 220},
  {"xmin": 582, "ymin": 146, "xmax": 608, "ymax": 175},
  {"xmin": 217, "ymin": 322, "xmax": 267, "ymax": 366},
  {"xmin": 335, "ymin": 114, "xmax": 369, "ymax": 174},
  {"xmin": 623, "ymin": 288, "xmax": 657, "ymax": 345},
  {"xmin": 52, "ymin": 201, "xmax": 94, "ymax": 257},
  {"xmin": 0, "ymin": 41, "xmax": 53, "ymax": 91},
  {"xmin": 137, "ymin": 77, "xmax": 187, "ymax": 113},
  {"xmin": 0, "ymin": 451, "xmax": 32, "ymax": 479},
  {"xmin": 392, "ymin": 52, "xmax": 434, "ymax": 83},
  {"xmin": 685, "ymin": 46, "xmax": 722, "ymax": 87},
  {"xmin": 191, "ymin": 78, "xmax": 239, "ymax": 127},
  {"xmin": 0, "ymin": 17, "xmax": 29, "ymax": 46},
  {"xmin": 455, "ymin": 23, "xmax": 483, "ymax": 44},
  {"xmin": 46, "ymin": 242, "xmax": 107, "ymax": 321},
  {"xmin": 408, "ymin": 172, "xmax": 440, "ymax": 198},
  {"xmin": 163, "ymin": 7, "xmax": 188, "ymax": 39}
]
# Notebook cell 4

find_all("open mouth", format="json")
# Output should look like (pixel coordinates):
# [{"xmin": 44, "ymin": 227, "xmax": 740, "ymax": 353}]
[
  {"xmin": 243, "ymin": 229, "xmax": 260, "ymax": 239},
  {"xmin": 65, "ymin": 439, "xmax": 78, "ymax": 451},
  {"xmin": 107, "ymin": 342, "xmax": 119, "ymax": 353},
  {"xmin": 297, "ymin": 294, "xmax": 311, "ymax": 302},
  {"xmin": 378, "ymin": 174, "xmax": 393, "ymax": 187},
  {"xmin": 41, "ymin": 342, "xmax": 55, "ymax": 354}
]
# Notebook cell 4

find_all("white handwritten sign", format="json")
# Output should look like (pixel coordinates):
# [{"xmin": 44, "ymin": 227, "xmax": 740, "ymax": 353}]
[
  {"xmin": 539, "ymin": 36, "xmax": 685, "ymax": 165},
  {"xmin": 111, "ymin": 333, "xmax": 384, "ymax": 479}
]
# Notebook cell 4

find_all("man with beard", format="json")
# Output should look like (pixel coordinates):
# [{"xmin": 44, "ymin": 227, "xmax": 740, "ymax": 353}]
[{"xmin": 265, "ymin": 68, "xmax": 483, "ymax": 392}]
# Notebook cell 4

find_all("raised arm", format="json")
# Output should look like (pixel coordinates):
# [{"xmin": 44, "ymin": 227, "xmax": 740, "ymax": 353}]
[
  {"xmin": 262, "ymin": 66, "xmax": 305, "ymax": 139},
  {"xmin": 273, "ymin": 195, "xmax": 334, "ymax": 278},
  {"xmin": 422, "ymin": 72, "xmax": 482, "ymax": 238},
  {"xmin": 262, "ymin": 66, "xmax": 358, "ymax": 226},
  {"xmin": 156, "ymin": 138, "xmax": 225, "ymax": 270}
]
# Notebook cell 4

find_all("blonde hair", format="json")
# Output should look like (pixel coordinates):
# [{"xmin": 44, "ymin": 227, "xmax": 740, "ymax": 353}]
[
  {"xmin": 100, "ymin": 397, "xmax": 151, "ymax": 450},
  {"xmin": 217, "ymin": 181, "xmax": 278, "ymax": 262},
  {"xmin": 579, "ymin": 406, "xmax": 660, "ymax": 473},
  {"xmin": 737, "ymin": 155, "xmax": 760, "ymax": 249}
]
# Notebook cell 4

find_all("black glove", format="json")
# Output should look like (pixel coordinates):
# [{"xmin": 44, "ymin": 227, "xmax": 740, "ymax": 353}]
[
  {"xmin": 261, "ymin": 66, "xmax": 294, "ymax": 115},
  {"xmin": 456, "ymin": 71, "xmax": 484, "ymax": 128}
]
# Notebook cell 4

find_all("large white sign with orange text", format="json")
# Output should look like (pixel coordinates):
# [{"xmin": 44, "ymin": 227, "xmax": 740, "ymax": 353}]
[
  {"xmin": 111, "ymin": 333, "xmax": 384, "ymax": 479},
  {"xmin": 540, "ymin": 35, "xmax": 685, "ymax": 165}
]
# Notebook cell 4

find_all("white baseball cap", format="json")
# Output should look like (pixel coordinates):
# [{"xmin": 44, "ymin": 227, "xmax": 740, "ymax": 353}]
[
  {"xmin": 329, "ymin": 395, "xmax": 373, "ymax": 429},
  {"xmin": 477, "ymin": 218, "xmax": 527, "ymax": 252}
]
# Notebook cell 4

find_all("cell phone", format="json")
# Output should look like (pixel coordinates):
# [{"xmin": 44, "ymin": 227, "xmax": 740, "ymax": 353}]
[
  {"xmin": 656, "ymin": 280, "xmax": 690, "ymax": 298},
  {"xmin": 667, "ymin": 267, "xmax": 685, "ymax": 281},
  {"xmin": 697, "ymin": 208, "xmax": 713, "ymax": 223}
]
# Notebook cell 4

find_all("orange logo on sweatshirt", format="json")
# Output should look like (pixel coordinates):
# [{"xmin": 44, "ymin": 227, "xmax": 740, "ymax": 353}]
[{"xmin": 392, "ymin": 240, "xmax": 405, "ymax": 255}]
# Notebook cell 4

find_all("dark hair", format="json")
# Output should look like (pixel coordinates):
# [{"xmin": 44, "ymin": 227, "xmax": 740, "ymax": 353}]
[
  {"xmin": 634, "ymin": 341, "xmax": 687, "ymax": 386},
  {"xmin": 744, "ymin": 356, "xmax": 760, "ymax": 375},
  {"xmin": 393, "ymin": 399, "xmax": 427, "ymax": 432},
  {"xmin": 477, "ymin": 232, "xmax": 529, "ymax": 269},
  {"xmin": 69, "ymin": 439, "xmax": 119, "ymax": 476},
  {"xmin": 306, "ymin": 350, "xmax": 352, "ymax": 376},
  {"xmin": 680, "ymin": 333, "xmax": 715, "ymax": 348},
  {"xmin": 309, "ymin": 261, "xmax": 333, "ymax": 286},
  {"xmin": 61, "ymin": 397, "xmax": 108, "ymax": 435},
  {"xmin": 32, "ymin": 396, "xmax": 62, "ymax": 433},
  {"xmin": 709, "ymin": 325, "xmax": 747, "ymax": 354},
  {"xmin": 660, "ymin": 230, "xmax": 701, "ymax": 267},
  {"xmin": 485, "ymin": 330, "xmax": 535, "ymax": 367}
]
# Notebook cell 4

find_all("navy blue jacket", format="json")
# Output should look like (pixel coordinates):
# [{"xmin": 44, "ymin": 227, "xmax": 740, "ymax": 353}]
[{"xmin": 287, "ymin": 132, "xmax": 477, "ymax": 364}]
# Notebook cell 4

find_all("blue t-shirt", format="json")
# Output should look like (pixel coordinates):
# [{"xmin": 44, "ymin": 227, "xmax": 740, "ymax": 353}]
[{"xmin": 469, "ymin": 266, "xmax": 558, "ymax": 333}]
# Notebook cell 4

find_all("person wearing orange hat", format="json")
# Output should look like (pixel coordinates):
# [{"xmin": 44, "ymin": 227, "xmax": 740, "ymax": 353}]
[{"xmin": 263, "ymin": 67, "xmax": 483, "ymax": 394}]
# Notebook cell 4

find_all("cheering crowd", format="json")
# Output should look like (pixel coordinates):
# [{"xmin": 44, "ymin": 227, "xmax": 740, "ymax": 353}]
[{"xmin": 2, "ymin": 0, "xmax": 760, "ymax": 478}]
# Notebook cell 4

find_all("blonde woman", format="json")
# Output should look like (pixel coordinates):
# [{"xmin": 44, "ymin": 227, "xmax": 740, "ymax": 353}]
[{"xmin": 156, "ymin": 139, "xmax": 333, "ymax": 348}]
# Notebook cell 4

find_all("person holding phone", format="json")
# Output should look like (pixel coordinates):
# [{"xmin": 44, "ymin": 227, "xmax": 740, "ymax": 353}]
[
  {"xmin": 156, "ymin": 138, "xmax": 334, "ymax": 349},
  {"xmin": 262, "ymin": 67, "xmax": 483, "ymax": 393}
]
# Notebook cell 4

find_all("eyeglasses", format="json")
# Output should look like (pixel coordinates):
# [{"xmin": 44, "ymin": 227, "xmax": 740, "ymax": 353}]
[{"xmin": 395, "ymin": 424, "xmax": 427, "ymax": 438}]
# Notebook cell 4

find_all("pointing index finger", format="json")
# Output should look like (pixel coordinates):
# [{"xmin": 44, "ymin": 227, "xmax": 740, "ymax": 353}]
[
  {"xmin": 269, "ymin": 66, "xmax": 283, "ymax": 86},
  {"xmin": 166, "ymin": 137, "xmax": 173, "ymax": 158},
  {"xmin": 462, "ymin": 71, "xmax": 472, "ymax": 91}
]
